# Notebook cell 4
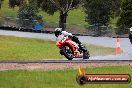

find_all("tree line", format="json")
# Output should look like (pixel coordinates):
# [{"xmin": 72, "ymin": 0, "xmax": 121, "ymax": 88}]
[{"xmin": 0, "ymin": 0, "xmax": 131, "ymax": 34}]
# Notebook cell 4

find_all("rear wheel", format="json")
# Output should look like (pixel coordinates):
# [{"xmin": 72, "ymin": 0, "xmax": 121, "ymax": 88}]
[{"xmin": 61, "ymin": 45, "xmax": 73, "ymax": 60}]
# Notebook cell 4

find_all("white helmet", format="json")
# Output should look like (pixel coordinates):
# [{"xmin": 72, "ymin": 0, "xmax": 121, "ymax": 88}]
[
  {"xmin": 55, "ymin": 28, "xmax": 62, "ymax": 37},
  {"xmin": 55, "ymin": 28, "xmax": 62, "ymax": 32}
]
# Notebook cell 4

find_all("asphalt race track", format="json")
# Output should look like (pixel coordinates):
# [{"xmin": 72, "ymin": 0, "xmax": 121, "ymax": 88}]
[{"xmin": 0, "ymin": 29, "xmax": 132, "ymax": 61}]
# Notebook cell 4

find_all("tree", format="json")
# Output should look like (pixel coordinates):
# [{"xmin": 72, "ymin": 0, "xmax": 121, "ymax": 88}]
[
  {"xmin": 83, "ymin": 0, "xmax": 112, "ymax": 26},
  {"xmin": 116, "ymin": 0, "xmax": 132, "ymax": 34},
  {"xmin": 9, "ymin": 0, "xmax": 24, "ymax": 8},
  {"xmin": 83, "ymin": 0, "xmax": 112, "ymax": 36},
  {"xmin": 111, "ymin": 0, "xmax": 121, "ymax": 17},
  {"xmin": 0, "ymin": 0, "xmax": 29, "ymax": 8},
  {"xmin": 37, "ymin": 0, "xmax": 81, "ymax": 30},
  {"xmin": 17, "ymin": 0, "xmax": 39, "ymax": 28},
  {"xmin": 0, "ymin": 0, "xmax": 40, "ymax": 28},
  {"xmin": 2, "ymin": 0, "xmax": 81, "ymax": 30}
]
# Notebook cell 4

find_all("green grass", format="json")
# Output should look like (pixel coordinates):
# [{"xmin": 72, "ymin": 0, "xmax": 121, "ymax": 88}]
[
  {"xmin": 0, "ymin": 35, "xmax": 115, "ymax": 60},
  {"xmin": 0, "ymin": 35, "xmax": 63, "ymax": 60},
  {"xmin": 87, "ymin": 44, "xmax": 115, "ymax": 56},
  {"xmin": 0, "ymin": 66, "xmax": 131, "ymax": 88},
  {"xmin": 110, "ymin": 17, "xmax": 120, "ymax": 28}
]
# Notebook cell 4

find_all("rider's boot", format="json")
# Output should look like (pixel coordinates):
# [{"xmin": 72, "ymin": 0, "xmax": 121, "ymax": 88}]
[
  {"xmin": 71, "ymin": 35, "xmax": 87, "ymax": 52},
  {"xmin": 78, "ymin": 43, "xmax": 87, "ymax": 52}
]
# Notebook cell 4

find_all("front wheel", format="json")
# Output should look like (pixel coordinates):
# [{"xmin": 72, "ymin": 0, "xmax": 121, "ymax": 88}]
[{"xmin": 60, "ymin": 46, "xmax": 73, "ymax": 60}]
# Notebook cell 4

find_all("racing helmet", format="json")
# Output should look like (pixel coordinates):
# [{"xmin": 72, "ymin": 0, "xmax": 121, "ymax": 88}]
[{"xmin": 55, "ymin": 28, "xmax": 62, "ymax": 37}]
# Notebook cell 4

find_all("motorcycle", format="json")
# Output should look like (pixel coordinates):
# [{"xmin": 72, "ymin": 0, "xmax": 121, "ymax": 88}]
[{"xmin": 56, "ymin": 35, "xmax": 90, "ymax": 60}]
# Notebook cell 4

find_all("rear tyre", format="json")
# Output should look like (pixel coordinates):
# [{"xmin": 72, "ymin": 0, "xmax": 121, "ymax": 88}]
[{"xmin": 61, "ymin": 45, "xmax": 73, "ymax": 60}]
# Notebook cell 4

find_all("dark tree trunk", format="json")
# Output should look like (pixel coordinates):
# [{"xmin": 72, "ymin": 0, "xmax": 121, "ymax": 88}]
[{"xmin": 59, "ymin": 11, "xmax": 68, "ymax": 31}]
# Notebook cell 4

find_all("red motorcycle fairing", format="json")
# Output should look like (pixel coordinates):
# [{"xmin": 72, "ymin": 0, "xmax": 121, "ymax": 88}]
[{"xmin": 56, "ymin": 36, "xmax": 80, "ymax": 57}]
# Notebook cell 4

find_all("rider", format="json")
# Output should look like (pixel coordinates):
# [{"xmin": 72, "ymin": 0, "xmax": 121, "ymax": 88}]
[{"xmin": 54, "ymin": 28, "xmax": 87, "ymax": 52}]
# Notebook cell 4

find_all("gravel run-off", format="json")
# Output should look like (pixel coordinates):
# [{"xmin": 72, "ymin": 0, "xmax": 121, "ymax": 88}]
[{"xmin": 0, "ymin": 62, "xmax": 132, "ymax": 71}]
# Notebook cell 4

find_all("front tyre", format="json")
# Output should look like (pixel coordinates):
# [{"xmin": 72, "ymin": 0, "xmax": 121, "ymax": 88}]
[{"xmin": 61, "ymin": 46, "xmax": 73, "ymax": 60}]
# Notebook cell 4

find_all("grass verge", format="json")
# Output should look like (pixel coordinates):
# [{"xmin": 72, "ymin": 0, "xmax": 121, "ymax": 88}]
[
  {"xmin": 87, "ymin": 44, "xmax": 115, "ymax": 56},
  {"xmin": 0, "ymin": 66, "xmax": 131, "ymax": 88},
  {"xmin": 0, "ymin": 35, "xmax": 63, "ymax": 60},
  {"xmin": 0, "ymin": 35, "xmax": 115, "ymax": 60}
]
